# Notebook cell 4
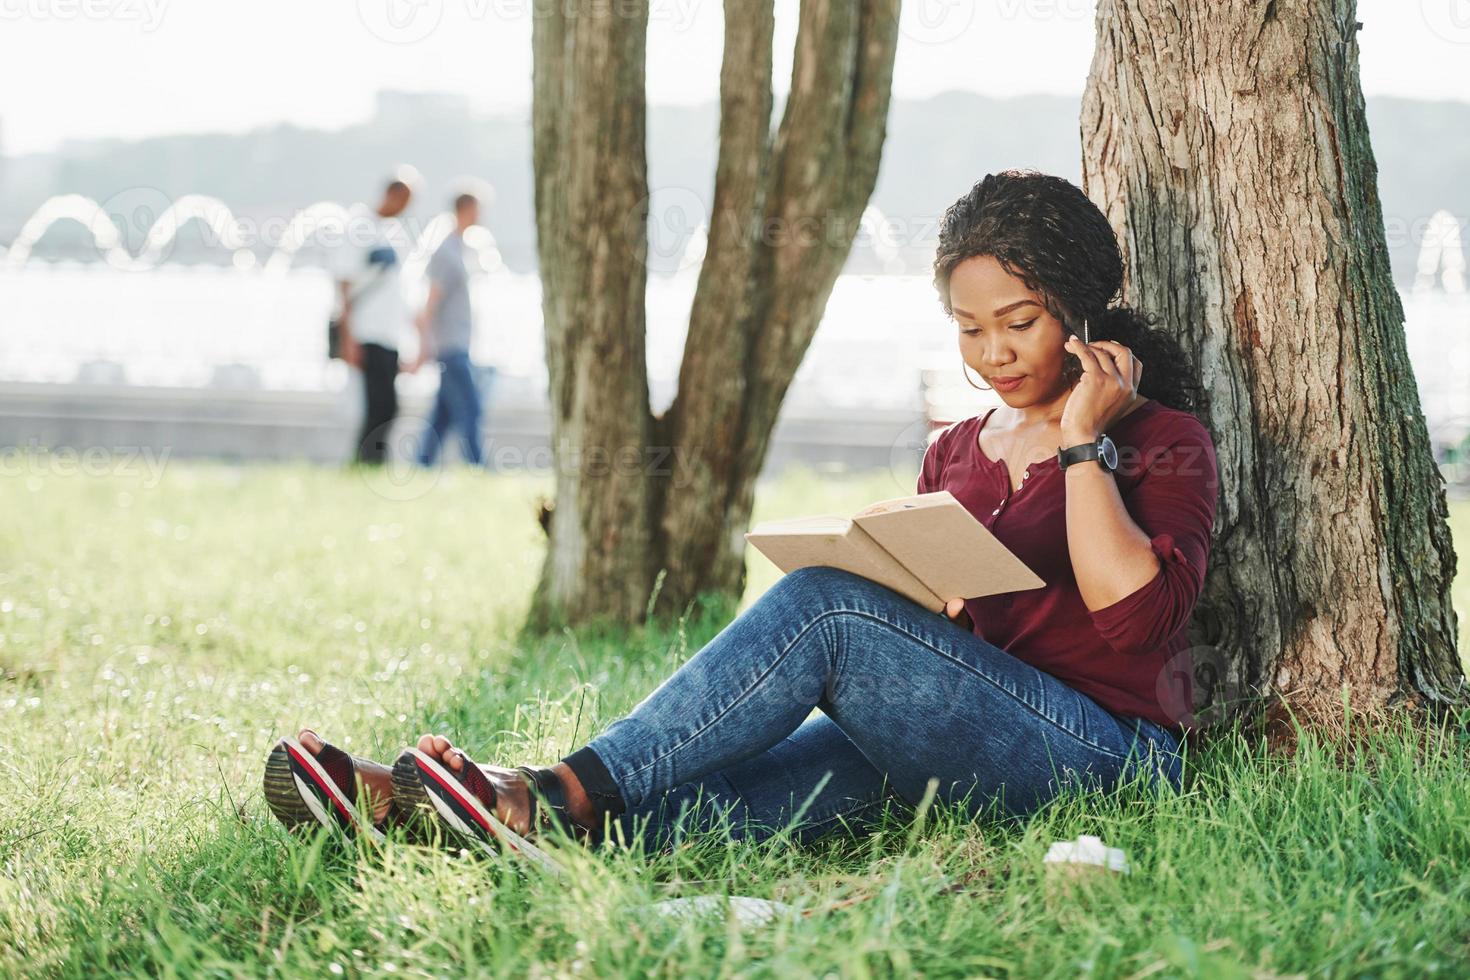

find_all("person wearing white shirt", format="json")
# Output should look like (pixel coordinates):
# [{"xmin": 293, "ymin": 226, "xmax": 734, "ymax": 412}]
[{"xmin": 330, "ymin": 177, "xmax": 414, "ymax": 465}]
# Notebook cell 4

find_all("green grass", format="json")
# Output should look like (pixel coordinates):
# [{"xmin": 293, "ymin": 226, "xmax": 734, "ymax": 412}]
[{"xmin": 1, "ymin": 459, "xmax": 1468, "ymax": 977}]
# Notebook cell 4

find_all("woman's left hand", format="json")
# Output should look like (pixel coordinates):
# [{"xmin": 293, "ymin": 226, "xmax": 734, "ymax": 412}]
[{"xmin": 1059, "ymin": 336, "xmax": 1143, "ymax": 443}]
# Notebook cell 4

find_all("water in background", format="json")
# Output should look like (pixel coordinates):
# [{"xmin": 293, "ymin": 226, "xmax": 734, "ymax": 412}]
[
  {"xmin": 2, "ymin": 262, "xmax": 1466, "ymax": 427},
  {"xmin": 0, "ymin": 264, "xmax": 968, "ymax": 415},
  {"xmin": 3, "ymin": 194, "xmax": 1464, "ymax": 448}
]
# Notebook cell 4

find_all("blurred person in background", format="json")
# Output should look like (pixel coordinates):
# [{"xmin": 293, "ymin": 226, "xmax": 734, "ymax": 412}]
[
  {"xmin": 411, "ymin": 190, "xmax": 491, "ymax": 468},
  {"xmin": 331, "ymin": 170, "xmax": 418, "ymax": 465}
]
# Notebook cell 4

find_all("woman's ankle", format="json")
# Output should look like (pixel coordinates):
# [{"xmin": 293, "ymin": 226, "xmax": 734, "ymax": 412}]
[
  {"xmin": 558, "ymin": 745, "xmax": 628, "ymax": 831},
  {"xmin": 549, "ymin": 762, "xmax": 600, "ymax": 829}
]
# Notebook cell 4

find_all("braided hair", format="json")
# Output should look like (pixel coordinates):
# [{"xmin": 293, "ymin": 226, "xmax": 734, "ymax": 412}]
[{"xmin": 932, "ymin": 170, "xmax": 1199, "ymax": 415}]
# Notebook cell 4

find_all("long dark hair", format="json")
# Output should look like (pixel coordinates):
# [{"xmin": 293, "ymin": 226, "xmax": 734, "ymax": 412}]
[{"xmin": 933, "ymin": 170, "xmax": 1199, "ymax": 415}]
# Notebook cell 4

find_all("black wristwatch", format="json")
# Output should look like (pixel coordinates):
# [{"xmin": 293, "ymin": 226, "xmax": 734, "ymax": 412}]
[{"xmin": 1057, "ymin": 433, "xmax": 1118, "ymax": 473}]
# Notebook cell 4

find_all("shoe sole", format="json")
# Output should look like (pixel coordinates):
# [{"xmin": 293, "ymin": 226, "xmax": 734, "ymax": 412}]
[
  {"xmin": 263, "ymin": 737, "xmax": 385, "ymax": 842},
  {"xmin": 392, "ymin": 748, "xmax": 565, "ymax": 876}
]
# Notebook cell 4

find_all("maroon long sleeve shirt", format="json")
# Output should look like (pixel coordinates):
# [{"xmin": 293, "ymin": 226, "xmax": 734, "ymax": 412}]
[{"xmin": 917, "ymin": 398, "xmax": 1220, "ymax": 733}]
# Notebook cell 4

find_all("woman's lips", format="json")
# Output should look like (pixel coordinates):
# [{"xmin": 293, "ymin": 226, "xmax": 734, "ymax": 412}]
[{"xmin": 991, "ymin": 375, "xmax": 1025, "ymax": 391}]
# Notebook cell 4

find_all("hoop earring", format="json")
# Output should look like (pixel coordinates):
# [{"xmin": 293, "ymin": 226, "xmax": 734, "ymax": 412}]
[{"xmin": 960, "ymin": 359, "xmax": 992, "ymax": 391}]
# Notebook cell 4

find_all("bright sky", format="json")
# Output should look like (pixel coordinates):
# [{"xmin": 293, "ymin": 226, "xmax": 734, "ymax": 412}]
[{"xmin": 1, "ymin": 0, "xmax": 1467, "ymax": 155}]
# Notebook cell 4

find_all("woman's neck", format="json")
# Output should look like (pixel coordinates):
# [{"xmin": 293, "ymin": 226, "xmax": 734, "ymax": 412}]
[{"xmin": 1012, "ymin": 383, "xmax": 1071, "ymax": 429}]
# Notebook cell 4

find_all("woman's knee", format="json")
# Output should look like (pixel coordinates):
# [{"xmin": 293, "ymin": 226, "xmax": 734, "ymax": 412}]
[{"xmin": 769, "ymin": 565, "xmax": 873, "ymax": 612}]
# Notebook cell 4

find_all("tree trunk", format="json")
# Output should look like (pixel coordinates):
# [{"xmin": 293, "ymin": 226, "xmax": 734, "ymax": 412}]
[
  {"xmin": 527, "ymin": 0, "xmax": 655, "ymax": 630},
  {"xmin": 653, "ymin": 0, "xmax": 900, "ymax": 618},
  {"xmin": 1082, "ymin": 0, "xmax": 1465, "ymax": 725},
  {"xmin": 528, "ymin": 0, "xmax": 900, "ymax": 630}
]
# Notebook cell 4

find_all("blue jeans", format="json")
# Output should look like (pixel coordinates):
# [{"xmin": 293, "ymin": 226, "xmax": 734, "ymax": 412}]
[
  {"xmin": 418, "ymin": 351, "xmax": 489, "ymax": 467},
  {"xmin": 583, "ymin": 566, "xmax": 1184, "ymax": 850}
]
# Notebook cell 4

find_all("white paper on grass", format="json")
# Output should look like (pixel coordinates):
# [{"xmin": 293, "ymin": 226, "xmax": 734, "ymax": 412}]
[
  {"xmin": 1042, "ymin": 834, "xmax": 1131, "ymax": 874},
  {"xmin": 645, "ymin": 896, "xmax": 798, "ymax": 926}
]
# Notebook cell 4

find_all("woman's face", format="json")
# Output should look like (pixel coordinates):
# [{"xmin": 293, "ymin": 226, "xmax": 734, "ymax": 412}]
[{"xmin": 948, "ymin": 254, "xmax": 1071, "ymax": 405}]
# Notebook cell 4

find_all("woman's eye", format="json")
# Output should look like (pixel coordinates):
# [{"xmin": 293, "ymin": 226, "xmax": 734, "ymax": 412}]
[{"xmin": 960, "ymin": 319, "xmax": 1035, "ymax": 335}]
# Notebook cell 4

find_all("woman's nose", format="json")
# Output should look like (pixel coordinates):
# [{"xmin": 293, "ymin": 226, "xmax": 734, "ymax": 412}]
[{"xmin": 983, "ymin": 341, "xmax": 1016, "ymax": 365}]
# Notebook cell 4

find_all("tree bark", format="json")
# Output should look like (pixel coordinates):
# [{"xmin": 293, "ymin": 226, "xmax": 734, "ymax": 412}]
[
  {"xmin": 1081, "ymin": 0, "xmax": 1465, "ymax": 725},
  {"xmin": 653, "ymin": 0, "xmax": 900, "ymax": 617},
  {"xmin": 528, "ymin": 0, "xmax": 900, "ymax": 629},
  {"xmin": 527, "ymin": 0, "xmax": 655, "ymax": 630}
]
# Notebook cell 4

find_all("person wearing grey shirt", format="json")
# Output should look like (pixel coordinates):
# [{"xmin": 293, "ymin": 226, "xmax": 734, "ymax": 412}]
[{"xmin": 413, "ymin": 192, "xmax": 488, "ymax": 467}]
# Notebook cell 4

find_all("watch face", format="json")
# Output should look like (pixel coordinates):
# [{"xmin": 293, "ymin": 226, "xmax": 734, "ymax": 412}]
[{"xmin": 1099, "ymin": 435, "xmax": 1118, "ymax": 471}]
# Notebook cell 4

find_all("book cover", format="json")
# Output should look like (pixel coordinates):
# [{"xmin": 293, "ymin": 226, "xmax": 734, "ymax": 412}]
[{"xmin": 744, "ymin": 490, "xmax": 1045, "ymax": 613}]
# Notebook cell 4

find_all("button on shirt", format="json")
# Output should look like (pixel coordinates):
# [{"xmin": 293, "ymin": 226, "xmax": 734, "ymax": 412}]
[{"xmin": 917, "ymin": 399, "xmax": 1220, "ymax": 731}]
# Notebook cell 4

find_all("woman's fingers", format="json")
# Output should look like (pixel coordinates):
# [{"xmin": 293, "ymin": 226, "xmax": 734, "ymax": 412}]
[
  {"xmin": 1086, "ymin": 340, "xmax": 1138, "ymax": 388},
  {"xmin": 1065, "ymin": 335, "xmax": 1104, "ymax": 377},
  {"xmin": 1085, "ymin": 342, "xmax": 1126, "ymax": 385},
  {"xmin": 1068, "ymin": 336, "xmax": 1135, "ymax": 390}
]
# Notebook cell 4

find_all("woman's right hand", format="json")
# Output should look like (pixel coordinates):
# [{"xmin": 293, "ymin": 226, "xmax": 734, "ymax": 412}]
[{"xmin": 943, "ymin": 597, "xmax": 973, "ymax": 632}]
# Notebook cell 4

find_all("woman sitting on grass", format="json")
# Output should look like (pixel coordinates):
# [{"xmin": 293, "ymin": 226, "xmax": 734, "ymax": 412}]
[{"xmin": 264, "ymin": 170, "xmax": 1220, "ymax": 858}]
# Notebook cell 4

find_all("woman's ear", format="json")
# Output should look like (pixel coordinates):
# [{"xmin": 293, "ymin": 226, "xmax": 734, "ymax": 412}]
[{"xmin": 1062, "ymin": 349, "xmax": 1084, "ymax": 385}]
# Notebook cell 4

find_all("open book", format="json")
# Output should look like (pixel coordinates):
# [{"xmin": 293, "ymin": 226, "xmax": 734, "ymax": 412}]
[{"xmin": 744, "ymin": 490, "xmax": 1045, "ymax": 613}]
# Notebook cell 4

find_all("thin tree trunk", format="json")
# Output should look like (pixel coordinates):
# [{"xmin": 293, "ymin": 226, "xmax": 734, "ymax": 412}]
[
  {"xmin": 1082, "ymin": 0, "xmax": 1464, "ymax": 724},
  {"xmin": 527, "ymin": 0, "xmax": 899, "ymax": 630},
  {"xmin": 527, "ymin": 0, "xmax": 654, "ymax": 630},
  {"xmin": 652, "ymin": 0, "xmax": 900, "ymax": 617}
]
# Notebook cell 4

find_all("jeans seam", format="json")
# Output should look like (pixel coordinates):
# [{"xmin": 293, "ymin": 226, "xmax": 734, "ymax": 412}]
[
  {"xmin": 794, "ymin": 795, "xmax": 889, "ymax": 832},
  {"xmin": 617, "ymin": 604, "xmax": 1132, "ymax": 791},
  {"xmin": 846, "ymin": 606, "xmax": 1135, "ymax": 764},
  {"xmin": 659, "ymin": 793, "xmax": 886, "ymax": 845},
  {"xmin": 617, "ymin": 608, "xmax": 845, "ymax": 787}
]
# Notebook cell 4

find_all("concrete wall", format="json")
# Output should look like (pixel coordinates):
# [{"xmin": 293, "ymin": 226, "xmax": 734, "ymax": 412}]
[{"xmin": 0, "ymin": 381, "xmax": 929, "ymax": 480}]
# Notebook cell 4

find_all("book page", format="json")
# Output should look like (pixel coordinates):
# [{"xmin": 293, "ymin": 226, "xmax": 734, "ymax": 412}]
[
  {"xmin": 743, "ymin": 520, "xmax": 943, "ymax": 611},
  {"xmin": 852, "ymin": 490, "xmax": 1044, "ymax": 600},
  {"xmin": 852, "ymin": 493, "xmax": 930, "ymax": 518},
  {"xmin": 740, "ymin": 514, "xmax": 850, "ymax": 534}
]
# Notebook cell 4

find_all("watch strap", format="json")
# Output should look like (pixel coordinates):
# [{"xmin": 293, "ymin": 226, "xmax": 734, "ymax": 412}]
[{"xmin": 1057, "ymin": 440, "xmax": 1100, "ymax": 470}]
